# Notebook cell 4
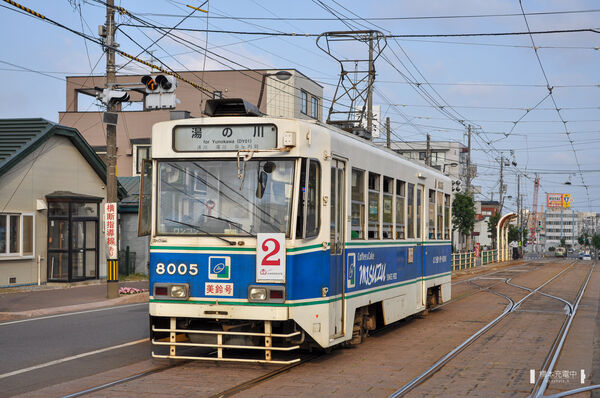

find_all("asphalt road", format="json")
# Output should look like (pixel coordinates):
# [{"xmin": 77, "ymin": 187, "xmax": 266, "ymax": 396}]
[{"xmin": 0, "ymin": 303, "xmax": 150, "ymax": 397}]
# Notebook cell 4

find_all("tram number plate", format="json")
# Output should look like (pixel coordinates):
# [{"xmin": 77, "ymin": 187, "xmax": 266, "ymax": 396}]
[{"xmin": 256, "ymin": 233, "xmax": 286, "ymax": 283}]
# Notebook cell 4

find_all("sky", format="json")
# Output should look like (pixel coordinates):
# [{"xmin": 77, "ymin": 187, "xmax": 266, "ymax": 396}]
[{"xmin": 1, "ymin": 0, "xmax": 599, "ymax": 215}]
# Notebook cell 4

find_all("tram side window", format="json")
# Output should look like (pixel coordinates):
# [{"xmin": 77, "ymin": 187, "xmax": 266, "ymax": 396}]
[
  {"xmin": 382, "ymin": 177, "xmax": 393, "ymax": 239},
  {"xmin": 296, "ymin": 159, "xmax": 321, "ymax": 239},
  {"xmin": 368, "ymin": 173, "xmax": 380, "ymax": 239},
  {"xmin": 351, "ymin": 169, "xmax": 365, "ymax": 240},
  {"xmin": 437, "ymin": 191, "xmax": 444, "ymax": 240},
  {"xmin": 444, "ymin": 194, "xmax": 451, "ymax": 240},
  {"xmin": 428, "ymin": 189, "xmax": 436, "ymax": 239},
  {"xmin": 395, "ymin": 180, "xmax": 405, "ymax": 239},
  {"xmin": 416, "ymin": 186, "xmax": 423, "ymax": 239},
  {"xmin": 407, "ymin": 183, "xmax": 415, "ymax": 239}
]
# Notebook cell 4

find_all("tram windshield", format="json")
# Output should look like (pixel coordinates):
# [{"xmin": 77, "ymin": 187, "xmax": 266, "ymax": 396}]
[{"xmin": 157, "ymin": 159, "xmax": 295, "ymax": 236}]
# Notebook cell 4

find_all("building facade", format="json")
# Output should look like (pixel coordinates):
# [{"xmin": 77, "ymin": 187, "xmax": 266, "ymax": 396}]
[{"xmin": 59, "ymin": 69, "xmax": 323, "ymax": 178}]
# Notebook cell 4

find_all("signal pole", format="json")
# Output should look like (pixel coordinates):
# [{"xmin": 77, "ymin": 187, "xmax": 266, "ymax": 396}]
[
  {"xmin": 499, "ymin": 155, "xmax": 504, "ymax": 213},
  {"xmin": 105, "ymin": 0, "xmax": 119, "ymax": 299},
  {"xmin": 426, "ymin": 133, "xmax": 431, "ymax": 167},
  {"xmin": 386, "ymin": 117, "xmax": 391, "ymax": 149}
]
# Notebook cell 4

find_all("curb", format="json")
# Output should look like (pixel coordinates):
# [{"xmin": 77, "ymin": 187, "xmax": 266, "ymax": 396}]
[{"xmin": 0, "ymin": 292, "xmax": 149, "ymax": 322}]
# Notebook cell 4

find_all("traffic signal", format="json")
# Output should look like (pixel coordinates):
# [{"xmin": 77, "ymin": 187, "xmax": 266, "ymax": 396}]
[
  {"xmin": 98, "ymin": 88, "xmax": 130, "ymax": 106},
  {"xmin": 141, "ymin": 74, "xmax": 177, "ymax": 109},
  {"xmin": 141, "ymin": 74, "xmax": 177, "ymax": 93},
  {"xmin": 452, "ymin": 179, "xmax": 462, "ymax": 193}
]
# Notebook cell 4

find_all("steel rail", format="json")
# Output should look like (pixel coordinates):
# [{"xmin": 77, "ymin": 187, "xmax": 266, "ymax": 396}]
[
  {"xmin": 389, "ymin": 261, "xmax": 575, "ymax": 398},
  {"xmin": 531, "ymin": 263, "xmax": 596, "ymax": 398}
]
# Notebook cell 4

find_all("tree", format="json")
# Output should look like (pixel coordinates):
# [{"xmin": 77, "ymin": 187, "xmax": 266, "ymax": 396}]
[
  {"xmin": 593, "ymin": 234, "xmax": 600, "ymax": 251},
  {"xmin": 487, "ymin": 212, "xmax": 501, "ymax": 249},
  {"xmin": 560, "ymin": 237, "xmax": 566, "ymax": 247},
  {"xmin": 452, "ymin": 192, "xmax": 475, "ymax": 251},
  {"xmin": 508, "ymin": 225, "xmax": 520, "ymax": 243}
]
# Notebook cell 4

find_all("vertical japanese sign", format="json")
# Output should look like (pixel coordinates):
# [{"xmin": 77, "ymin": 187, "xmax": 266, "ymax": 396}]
[
  {"xmin": 256, "ymin": 233, "xmax": 286, "ymax": 283},
  {"xmin": 475, "ymin": 243, "xmax": 481, "ymax": 257},
  {"xmin": 104, "ymin": 202, "xmax": 118, "ymax": 259}
]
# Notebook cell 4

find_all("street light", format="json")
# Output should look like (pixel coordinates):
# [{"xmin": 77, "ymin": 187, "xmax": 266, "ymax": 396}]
[
  {"xmin": 257, "ymin": 70, "xmax": 293, "ymax": 109},
  {"xmin": 442, "ymin": 162, "xmax": 458, "ymax": 175}
]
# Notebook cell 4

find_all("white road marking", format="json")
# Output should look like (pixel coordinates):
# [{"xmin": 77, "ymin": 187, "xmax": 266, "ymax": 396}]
[
  {"xmin": 0, "ymin": 338, "xmax": 149, "ymax": 379},
  {"xmin": 0, "ymin": 303, "xmax": 148, "ymax": 326}
]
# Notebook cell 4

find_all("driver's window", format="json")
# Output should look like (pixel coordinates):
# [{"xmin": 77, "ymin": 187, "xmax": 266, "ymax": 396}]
[{"xmin": 296, "ymin": 158, "xmax": 321, "ymax": 239}]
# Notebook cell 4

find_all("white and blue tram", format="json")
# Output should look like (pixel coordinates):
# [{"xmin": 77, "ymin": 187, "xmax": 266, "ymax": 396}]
[{"xmin": 142, "ymin": 99, "xmax": 452, "ymax": 364}]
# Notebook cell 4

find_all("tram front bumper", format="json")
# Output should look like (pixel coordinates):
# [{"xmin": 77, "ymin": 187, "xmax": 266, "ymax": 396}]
[{"xmin": 149, "ymin": 300, "xmax": 290, "ymax": 321}]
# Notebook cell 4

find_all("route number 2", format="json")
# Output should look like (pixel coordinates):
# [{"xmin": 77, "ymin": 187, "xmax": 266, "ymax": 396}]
[{"xmin": 256, "ymin": 233, "xmax": 285, "ymax": 282}]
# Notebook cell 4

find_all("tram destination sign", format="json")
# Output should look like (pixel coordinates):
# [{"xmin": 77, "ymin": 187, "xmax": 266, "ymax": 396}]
[{"xmin": 173, "ymin": 124, "xmax": 277, "ymax": 152}]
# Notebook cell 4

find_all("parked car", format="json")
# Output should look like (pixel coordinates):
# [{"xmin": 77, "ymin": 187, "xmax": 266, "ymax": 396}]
[
  {"xmin": 579, "ymin": 251, "xmax": 585, "ymax": 259},
  {"xmin": 582, "ymin": 253, "xmax": 591, "ymax": 261}
]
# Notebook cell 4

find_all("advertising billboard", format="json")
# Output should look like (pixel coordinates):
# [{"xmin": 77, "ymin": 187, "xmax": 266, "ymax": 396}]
[{"xmin": 546, "ymin": 193, "xmax": 572, "ymax": 208}]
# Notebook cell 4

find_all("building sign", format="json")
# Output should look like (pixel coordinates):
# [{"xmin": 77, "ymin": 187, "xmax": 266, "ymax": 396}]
[
  {"xmin": 104, "ymin": 202, "xmax": 118, "ymax": 259},
  {"xmin": 256, "ymin": 233, "xmax": 286, "ymax": 283},
  {"xmin": 546, "ymin": 193, "xmax": 572, "ymax": 208},
  {"xmin": 173, "ymin": 124, "xmax": 277, "ymax": 152}
]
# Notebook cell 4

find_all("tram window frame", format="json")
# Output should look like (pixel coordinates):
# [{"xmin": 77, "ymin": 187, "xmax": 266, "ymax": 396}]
[
  {"xmin": 407, "ymin": 183, "xmax": 415, "ymax": 239},
  {"xmin": 437, "ymin": 191, "xmax": 444, "ymax": 240},
  {"xmin": 444, "ymin": 194, "xmax": 451, "ymax": 240},
  {"xmin": 395, "ymin": 180, "xmax": 405, "ymax": 239},
  {"xmin": 368, "ymin": 172, "xmax": 381, "ymax": 240},
  {"xmin": 416, "ymin": 185, "xmax": 423, "ymax": 240},
  {"xmin": 351, "ymin": 168, "xmax": 365, "ymax": 240},
  {"xmin": 296, "ymin": 158, "xmax": 321, "ymax": 239},
  {"xmin": 428, "ymin": 189, "xmax": 436, "ymax": 239},
  {"xmin": 382, "ymin": 176, "xmax": 393, "ymax": 239}
]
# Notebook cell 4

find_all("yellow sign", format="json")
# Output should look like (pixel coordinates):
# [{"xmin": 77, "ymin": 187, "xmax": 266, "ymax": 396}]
[{"xmin": 562, "ymin": 194, "xmax": 571, "ymax": 208}]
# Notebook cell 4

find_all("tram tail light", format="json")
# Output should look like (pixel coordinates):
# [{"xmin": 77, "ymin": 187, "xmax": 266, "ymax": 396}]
[
  {"xmin": 155, "ymin": 286, "xmax": 168, "ymax": 296},
  {"xmin": 269, "ymin": 289, "xmax": 284, "ymax": 299}
]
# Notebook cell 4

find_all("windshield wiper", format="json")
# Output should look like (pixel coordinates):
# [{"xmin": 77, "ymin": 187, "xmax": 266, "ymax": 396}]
[
  {"xmin": 201, "ymin": 213, "xmax": 256, "ymax": 237},
  {"xmin": 165, "ymin": 218, "xmax": 236, "ymax": 245}
]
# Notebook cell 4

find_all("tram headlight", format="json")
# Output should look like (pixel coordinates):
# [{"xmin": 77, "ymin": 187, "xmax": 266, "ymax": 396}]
[
  {"xmin": 248, "ymin": 287, "xmax": 268, "ymax": 301},
  {"xmin": 170, "ymin": 284, "xmax": 189, "ymax": 299}
]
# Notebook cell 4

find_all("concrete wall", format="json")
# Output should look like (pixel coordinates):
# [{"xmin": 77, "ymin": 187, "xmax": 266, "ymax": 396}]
[{"xmin": 0, "ymin": 136, "xmax": 107, "ymax": 286}]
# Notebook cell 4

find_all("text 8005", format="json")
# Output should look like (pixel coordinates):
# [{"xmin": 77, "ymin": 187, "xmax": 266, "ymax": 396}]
[{"xmin": 155, "ymin": 263, "xmax": 198, "ymax": 276}]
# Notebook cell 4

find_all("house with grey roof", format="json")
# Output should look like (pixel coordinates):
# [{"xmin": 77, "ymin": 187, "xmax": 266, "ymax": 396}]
[{"xmin": 0, "ymin": 118, "xmax": 125, "ymax": 286}]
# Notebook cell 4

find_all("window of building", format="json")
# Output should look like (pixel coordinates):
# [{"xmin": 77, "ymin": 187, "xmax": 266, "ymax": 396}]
[
  {"xmin": 419, "ymin": 152, "xmax": 426, "ymax": 160},
  {"xmin": 311, "ymin": 96, "xmax": 319, "ymax": 119},
  {"xmin": 0, "ymin": 213, "xmax": 34, "ymax": 258},
  {"xmin": 296, "ymin": 159, "xmax": 321, "ymax": 239},
  {"xmin": 407, "ymin": 183, "xmax": 415, "ymax": 239},
  {"xmin": 382, "ymin": 177, "xmax": 393, "ymax": 239},
  {"xmin": 351, "ymin": 169, "xmax": 365, "ymax": 239},
  {"xmin": 301, "ymin": 90, "xmax": 308, "ymax": 115},
  {"xmin": 396, "ymin": 180, "xmax": 405, "ymax": 239},
  {"xmin": 134, "ymin": 145, "xmax": 151, "ymax": 175},
  {"xmin": 368, "ymin": 173, "xmax": 380, "ymax": 239}
]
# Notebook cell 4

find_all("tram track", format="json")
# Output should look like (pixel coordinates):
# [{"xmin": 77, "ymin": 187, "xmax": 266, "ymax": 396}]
[
  {"xmin": 58, "ymin": 259, "xmax": 553, "ymax": 398},
  {"xmin": 388, "ymin": 260, "xmax": 596, "ymax": 398}
]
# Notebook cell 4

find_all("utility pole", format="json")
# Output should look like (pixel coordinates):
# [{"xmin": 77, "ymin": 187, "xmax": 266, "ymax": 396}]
[
  {"xmin": 367, "ymin": 31, "xmax": 374, "ymax": 134},
  {"xmin": 426, "ymin": 133, "xmax": 431, "ymax": 167},
  {"xmin": 499, "ymin": 155, "xmax": 504, "ymax": 213},
  {"xmin": 386, "ymin": 117, "xmax": 391, "ymax": 149},
  {"xmin": 466, "ymin": 125, "xmax": 471, "ymax": 194},
  {"xmin": 105, "ymin": 0, "xmax": 119, "ymax": 299}
]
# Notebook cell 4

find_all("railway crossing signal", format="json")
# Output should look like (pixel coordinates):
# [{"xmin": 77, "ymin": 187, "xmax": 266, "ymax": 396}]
[{"xmin": 98, "ymin": 88, "xmax": 130, "ymax": 106}]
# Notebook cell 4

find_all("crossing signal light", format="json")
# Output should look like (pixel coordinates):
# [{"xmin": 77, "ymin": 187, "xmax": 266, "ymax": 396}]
[
  {"xmin": 141, "ymin": 75, "xmax": 158, "ymax": 92},
  {"xmin": 141, "ymin": 74, "xmax": 176, "ymax": 93}
]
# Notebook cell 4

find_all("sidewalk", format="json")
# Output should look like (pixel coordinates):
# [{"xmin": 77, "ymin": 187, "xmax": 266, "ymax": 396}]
[{"xmin": 0, "ymin": 279, "xmax": 149, "ymax": 322}]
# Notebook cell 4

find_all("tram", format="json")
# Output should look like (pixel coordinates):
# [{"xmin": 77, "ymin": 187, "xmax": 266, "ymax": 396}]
[{"xmin": 141, "ymin": 99, "xmax": 452, "ymax": 363}]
